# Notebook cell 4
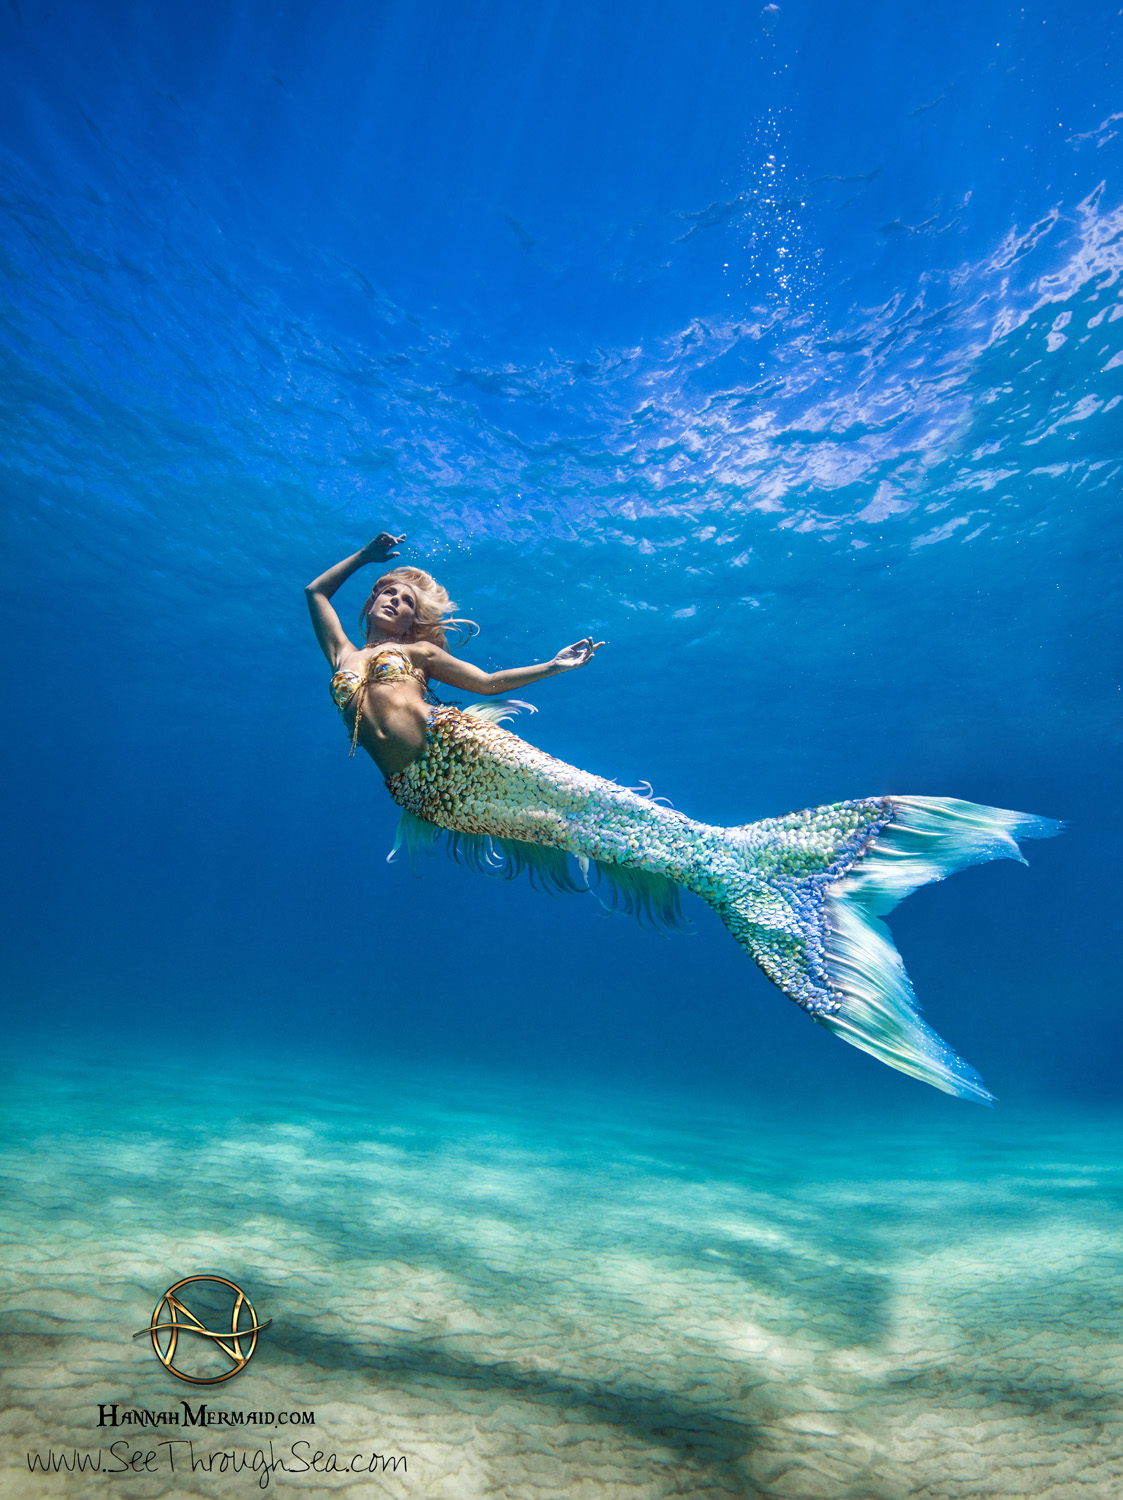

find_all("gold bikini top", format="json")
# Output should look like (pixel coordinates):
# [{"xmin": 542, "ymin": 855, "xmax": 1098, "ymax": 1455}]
[{"xmin": 330, "ymin": 647, "xmax": 428, "ymax": 756}]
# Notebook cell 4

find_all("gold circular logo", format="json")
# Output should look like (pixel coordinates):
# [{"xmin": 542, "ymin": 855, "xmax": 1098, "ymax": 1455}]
[{"xmin": 136, "ymin": 1277, "xmax": 272, "ymax": 1384}]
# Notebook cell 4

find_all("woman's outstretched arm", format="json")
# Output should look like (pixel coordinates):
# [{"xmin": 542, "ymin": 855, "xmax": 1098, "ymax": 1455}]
[
  {"xmin": 416, "ymin": 637, "xmax": 605, "ymax": 696},
  {"xmin": 305, "ymin": 532, "xmax": 404, "ymax": 666}
]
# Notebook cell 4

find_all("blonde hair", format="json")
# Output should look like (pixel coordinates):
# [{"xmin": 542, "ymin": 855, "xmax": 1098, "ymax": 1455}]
[{"xmin": 360, "ymin": 566, "xmax": 478, "ymax": 651}]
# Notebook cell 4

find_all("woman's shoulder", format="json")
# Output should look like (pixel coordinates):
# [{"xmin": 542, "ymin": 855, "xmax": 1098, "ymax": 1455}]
[{"xmin": 407, "ymin": 639, "xmax": 448, "ymax": 667}]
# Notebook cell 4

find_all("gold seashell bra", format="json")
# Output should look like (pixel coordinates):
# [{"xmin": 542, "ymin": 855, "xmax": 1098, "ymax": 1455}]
[{"xmin": 330, "ymin": 647, "xmax": 429, "ymax": 756}]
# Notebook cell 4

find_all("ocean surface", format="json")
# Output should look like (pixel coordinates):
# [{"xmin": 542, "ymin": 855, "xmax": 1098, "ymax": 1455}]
[{"xmin": 2, "ymin": 1, "xmax": 1121, "ymax": 1495}]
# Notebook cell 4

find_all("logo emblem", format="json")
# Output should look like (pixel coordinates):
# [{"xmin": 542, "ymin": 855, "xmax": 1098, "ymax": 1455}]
[{"xmin": 135, "ymin": 1277, "xmax": 272, "ymax": 1384}]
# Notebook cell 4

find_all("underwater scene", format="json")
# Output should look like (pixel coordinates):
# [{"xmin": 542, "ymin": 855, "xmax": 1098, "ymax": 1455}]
[{"xmin": 2, "ymin": 0, "xmax": 1122, "ymax": 1495}]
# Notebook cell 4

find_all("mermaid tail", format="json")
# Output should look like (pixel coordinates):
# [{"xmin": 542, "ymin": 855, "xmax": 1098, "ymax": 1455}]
[{"xmin": 386, "ymin": 706, "xmax": 1060, "ymax": 1103}]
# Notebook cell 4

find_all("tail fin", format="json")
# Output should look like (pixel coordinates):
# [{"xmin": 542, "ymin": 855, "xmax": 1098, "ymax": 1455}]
[{"xmin": 719, "ymin": 796, "xmax": 1061, "ymax": 1104}]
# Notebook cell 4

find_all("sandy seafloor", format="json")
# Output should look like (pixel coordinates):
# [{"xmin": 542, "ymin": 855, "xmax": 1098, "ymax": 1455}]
[{"xmin": 2, "ymin": 1051, "xmax": 1122, "ymax": 1500}]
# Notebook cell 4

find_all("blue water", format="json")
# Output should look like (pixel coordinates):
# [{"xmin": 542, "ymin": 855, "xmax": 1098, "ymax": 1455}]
[{"xmin": 2, "ymin": 1, "xmax": 1122, "ymax": 1494}]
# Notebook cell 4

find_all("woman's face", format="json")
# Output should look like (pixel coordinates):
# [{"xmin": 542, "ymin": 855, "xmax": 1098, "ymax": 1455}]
[{"xmin": 369, "ymin": 581, "xmax": 418, "ymax": 637}]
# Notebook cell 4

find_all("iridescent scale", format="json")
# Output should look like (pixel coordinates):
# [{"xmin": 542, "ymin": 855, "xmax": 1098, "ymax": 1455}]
[{"xmin": 376, "ymin": 704, "xmax": 1059, "ymax": 1104}]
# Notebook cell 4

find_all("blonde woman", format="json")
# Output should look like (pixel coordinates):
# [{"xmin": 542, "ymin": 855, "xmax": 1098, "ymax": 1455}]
[
  {"xmin": 307, "ymin": 533, "xmax": 1058, "ymax": 1104},
  {"xmin": 306, "ymin": 531, "xmax": 603, "ymax": 776}
]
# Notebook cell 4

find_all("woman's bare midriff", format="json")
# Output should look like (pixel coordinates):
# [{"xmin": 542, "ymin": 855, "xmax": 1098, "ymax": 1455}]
[{"xmin": 353, "ymin": 684, "xmax": 430, "ymax": 777}]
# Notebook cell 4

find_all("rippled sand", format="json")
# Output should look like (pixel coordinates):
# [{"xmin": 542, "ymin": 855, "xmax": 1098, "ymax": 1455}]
[{"xmin": 2, "ymin": 1053, "xmax": 1122, "ymax": 1499}]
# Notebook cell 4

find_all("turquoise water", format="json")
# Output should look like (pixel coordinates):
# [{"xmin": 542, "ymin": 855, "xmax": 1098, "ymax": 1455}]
[
  {"xmin": 5, "ymin": 1053, "xmax": 1123, "ymax": 1497},
  {"xmin": 2, "ymin": 0, "xmax": 1123, "ymax": 1493}
]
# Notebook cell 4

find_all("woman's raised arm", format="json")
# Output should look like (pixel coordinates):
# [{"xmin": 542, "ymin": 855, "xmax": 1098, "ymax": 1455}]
[
  {"xmin": 418, "ymin": 637, "xmax": 605, "ymax": 696},
  {"xmin": 305, "ymin": 532, "xmax": 405, "ymax": 666}
]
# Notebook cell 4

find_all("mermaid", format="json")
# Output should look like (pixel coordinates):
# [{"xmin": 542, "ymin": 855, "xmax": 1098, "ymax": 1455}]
[{"xmin": 307, "ymin": 532, "xmax": 1059, "ymax": 1105}]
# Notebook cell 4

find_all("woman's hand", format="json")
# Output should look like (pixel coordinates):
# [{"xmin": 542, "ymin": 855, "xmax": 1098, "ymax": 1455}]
[
  {"xmin": 360, "ymin": 532, "xmax": 406, "ymax": 564},
  {"xmin": 551, "ymin": 637, "xmax": 605, "ymax": 673}
]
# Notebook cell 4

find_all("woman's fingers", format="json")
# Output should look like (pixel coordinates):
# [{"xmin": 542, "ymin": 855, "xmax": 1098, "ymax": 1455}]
[
  {"xmin": 568, "ymin": 637, "xmax": 606, "ymax": 663},
  {"xmin": 555, "ymin": 637, "xmax": 607, "ymax": 669},
  {"xmin": 367, "ymin": 530, "xmax": 406, "ymax": 559}
]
